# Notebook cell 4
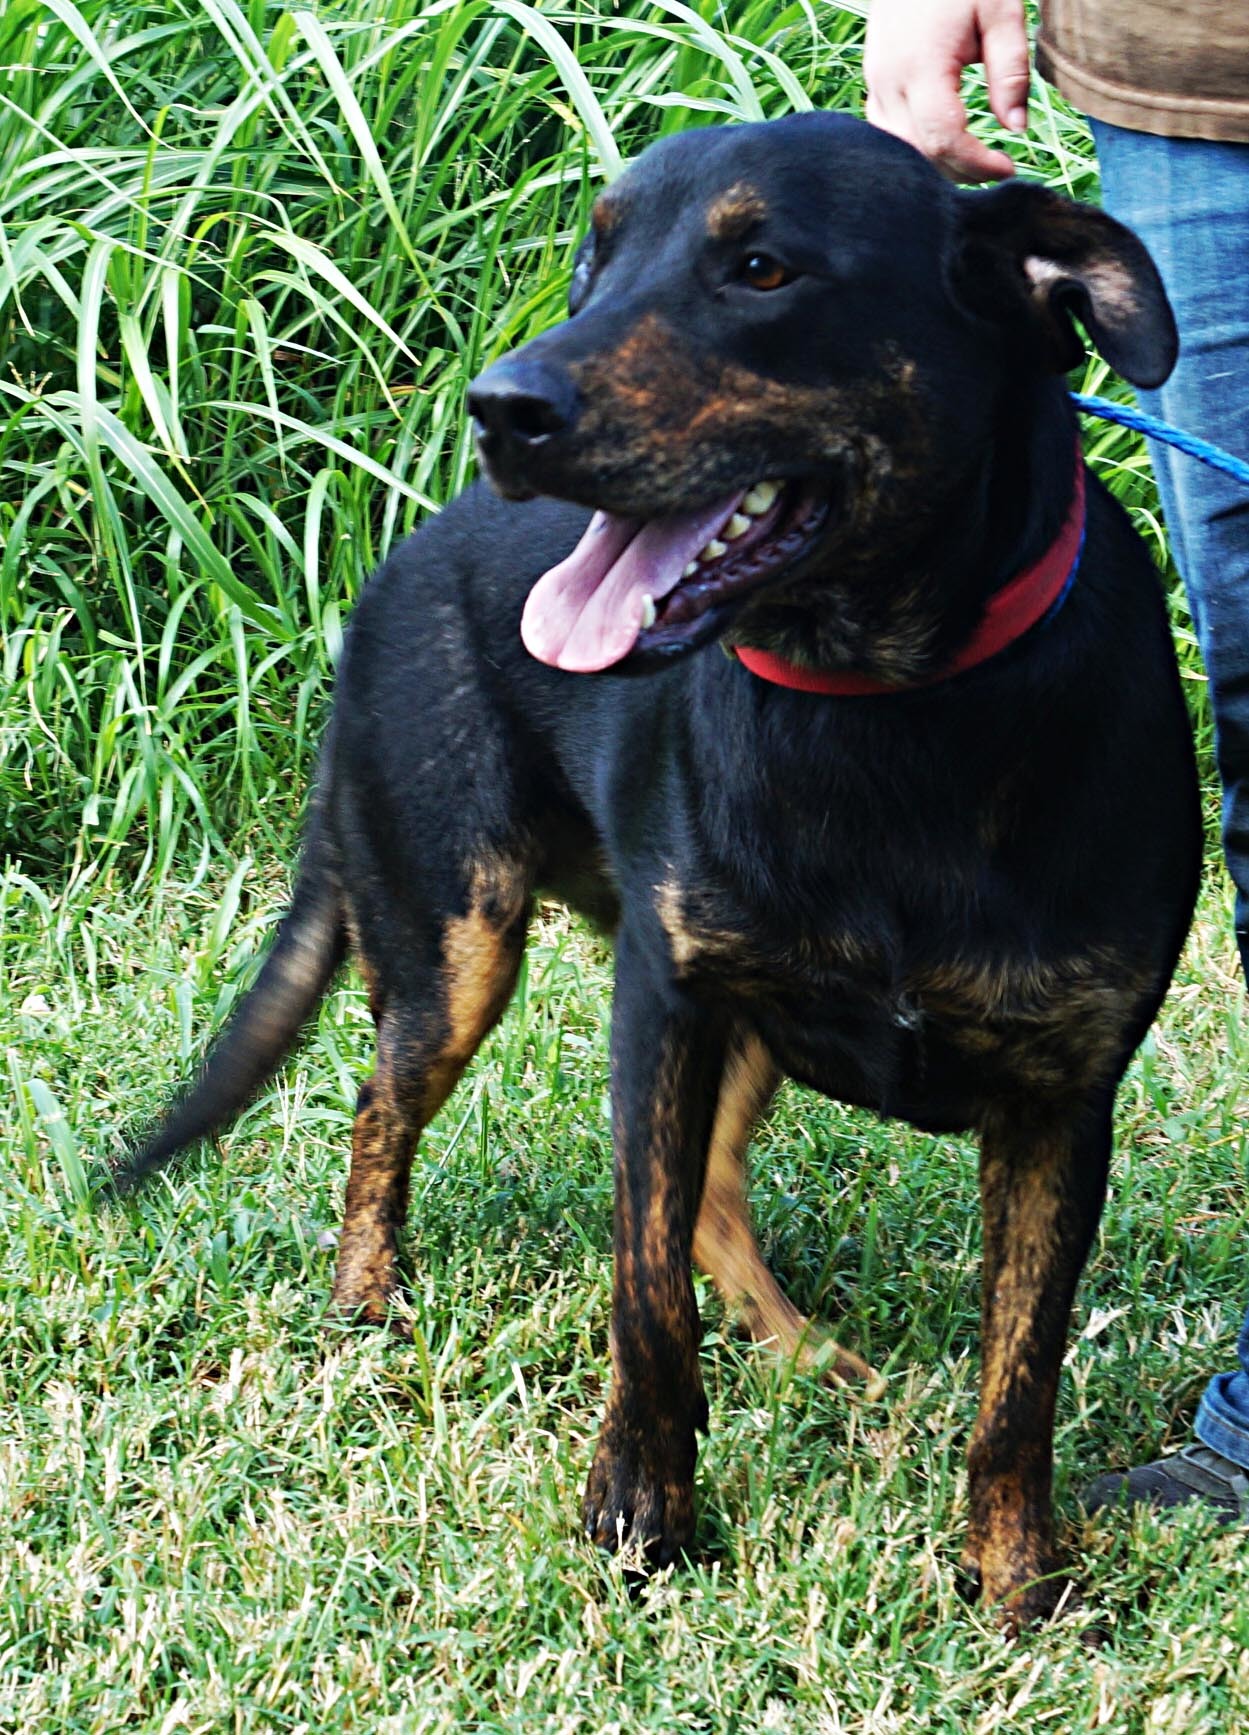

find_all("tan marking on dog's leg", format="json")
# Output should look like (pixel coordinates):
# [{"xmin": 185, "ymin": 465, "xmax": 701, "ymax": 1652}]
[
  {"xmin": 333, "ymin": 860, "xmax": 529, "ymax": 1326},
  {"xmin": 964, "ymin": 1103, "xmax": 1111, "ymax": 1629},
  {"xmin": 692, "ymin": 1034, "xmax": 884, "ymax": 1395},
  {"xmin": 582, "ymin": 954, "xmax": 723, "ymax": 1563},
  {"xmin": 332, "ymin": 1068, "xmax": 417, "ymax": 1325}
]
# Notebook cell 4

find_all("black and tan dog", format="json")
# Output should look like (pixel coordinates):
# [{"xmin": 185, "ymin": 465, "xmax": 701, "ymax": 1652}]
[{"xmin": 120, "ymin": 114, "xmax": 1201, "ymax": 1626}]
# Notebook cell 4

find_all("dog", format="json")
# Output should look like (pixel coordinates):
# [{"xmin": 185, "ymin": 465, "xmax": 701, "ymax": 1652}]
[{"xmin": 118, "ymin": 112, "xmax": 1201, "ymax": 1627}]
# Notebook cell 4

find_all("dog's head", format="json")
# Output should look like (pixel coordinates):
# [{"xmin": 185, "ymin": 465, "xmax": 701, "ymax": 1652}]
[{"xmin": 469, "ymin": 113, "xmax": 1175, "ymax": 676}]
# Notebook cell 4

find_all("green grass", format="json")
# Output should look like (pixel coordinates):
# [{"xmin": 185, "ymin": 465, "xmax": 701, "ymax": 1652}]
[
  {"xmin": 2, "ymin": 2, "xmax": 1246, "ymax": 1730},
  {"xmin": 0, "ymin": 0, "xmax": 1212, "ymax": 881},
  {"xmin": 3, "ymin": 867, "xmax": 1249, "ymax": 1732},
  {"xmin": 0, "ymin": 0, "xmax": 872, "ymax": 877}
]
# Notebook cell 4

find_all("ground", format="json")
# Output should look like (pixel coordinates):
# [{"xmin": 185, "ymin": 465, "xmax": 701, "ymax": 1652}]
[{"xmin": 2, "ymin": 860, "xmax": 1246, "ymax": 1732}]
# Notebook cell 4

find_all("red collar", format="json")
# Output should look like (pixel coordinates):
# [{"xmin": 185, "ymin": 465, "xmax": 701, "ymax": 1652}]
[{"xmin": 734, "ymin": 457, "xmax": 1086, "ymax": 696}]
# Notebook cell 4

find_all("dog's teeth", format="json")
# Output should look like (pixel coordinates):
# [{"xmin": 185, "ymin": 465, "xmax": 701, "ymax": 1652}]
[
  {"xmin": 724, "ymin": 513, "xmax": 752, "ymax": 540},
  {"xmin": 743, "ymin": 480, "xmax": 780, "ymax": 515},
  {"xmin": 683, "ymin": 560, "xmax": 699, "ymax": 578},
  {"xmin": 700, "ymin": 539, "xmax": 727, "ymax": 562},
  {"xmin": 639, "ymin": 594, "xmax": 657, "ymax": 629}
]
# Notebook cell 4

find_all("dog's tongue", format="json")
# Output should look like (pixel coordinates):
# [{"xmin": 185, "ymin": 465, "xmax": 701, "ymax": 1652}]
[{"xmin": 521, "ymin": 492, "xmax": 742, "ymax": 671}]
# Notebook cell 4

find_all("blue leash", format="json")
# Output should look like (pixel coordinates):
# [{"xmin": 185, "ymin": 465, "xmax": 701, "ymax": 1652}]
[{"xmin": 1071, "ymin": 392, "xmax": 1249, "ymax": 488}]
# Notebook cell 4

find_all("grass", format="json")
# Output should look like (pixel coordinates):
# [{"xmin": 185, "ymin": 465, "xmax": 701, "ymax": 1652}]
[
  {"xmin": 0, "ymin": 0, "xmax": 1211, "ymax": 880},
  {"xmin": 2, "ymin": 1, "xmax": 1246, "ymax": 1730},
  {"xmin": 3, "ymin": 869, "xmax": 1249, "ymax": 1732},
  {"xmin": 0, "ymin": 0, "xmax": 873, "ymax": 878}
]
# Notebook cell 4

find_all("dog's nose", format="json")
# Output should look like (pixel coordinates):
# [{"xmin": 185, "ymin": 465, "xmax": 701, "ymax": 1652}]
[{"xmin": 467, "ymin": 357, "xmax": 578, "ymax": 449}]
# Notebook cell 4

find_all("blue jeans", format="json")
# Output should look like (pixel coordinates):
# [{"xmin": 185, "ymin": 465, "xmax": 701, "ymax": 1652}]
[{"xmin": 1092, "ymin": 120, "xmax": 1249, "ymax": 1470}]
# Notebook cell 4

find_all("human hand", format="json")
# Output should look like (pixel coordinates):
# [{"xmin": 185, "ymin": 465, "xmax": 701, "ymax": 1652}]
[{"xmin": 864, "ymin": 0, "xmax": 1031, "ymax": 182}]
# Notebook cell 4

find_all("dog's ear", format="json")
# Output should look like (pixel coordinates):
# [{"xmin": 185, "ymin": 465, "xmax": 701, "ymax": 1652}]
[{"xmin": 951, "ymin": 180, "xmax": 1177, "ymax": 388}]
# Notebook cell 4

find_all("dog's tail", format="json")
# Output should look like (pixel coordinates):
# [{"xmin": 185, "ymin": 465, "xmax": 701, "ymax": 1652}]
[{"xmin": 109, "ymin": 823, "xmax": 347, "ymax": 1196}]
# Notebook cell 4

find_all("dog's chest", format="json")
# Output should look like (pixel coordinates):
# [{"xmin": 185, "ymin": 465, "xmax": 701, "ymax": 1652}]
[{"xmin": 655, "ymin": 877, "xmax": 1140, "ymax": 1123}]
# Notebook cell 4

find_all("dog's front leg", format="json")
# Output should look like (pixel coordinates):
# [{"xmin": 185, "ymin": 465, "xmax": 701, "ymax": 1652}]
[
  {"xmin": 583, "ymin": 927, "xmax": 726, "ymax": 1565},
  {"xmin": 966, "ymin": 1094, "xmax": 1113, "ymax": 1628}
]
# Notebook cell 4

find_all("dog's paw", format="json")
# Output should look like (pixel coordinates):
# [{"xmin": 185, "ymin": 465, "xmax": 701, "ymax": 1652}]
[
  {"xmin": 993, "ymin": 1573, "xmax": 1081, "ymax": 1634},
  {"xmin": 961, "ymin": 1547, "xmax": 1079, "ymax": 1632},
  {"xmin": 330, "ymin": 1269, "xmax": 407, "ymax": 1335},
  {"xmin": 582, "ymin": 1414, "xmax": 698, "ymax": 1567},
  {"xmin": 799, "ymin": 1332, "xmax": 887, "ymax": 1399}
]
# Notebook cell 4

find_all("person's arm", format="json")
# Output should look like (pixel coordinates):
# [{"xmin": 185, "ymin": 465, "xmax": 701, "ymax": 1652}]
[{"xmin": 863, "ymin": 0, "xmax": 1032, "ymax": 182}]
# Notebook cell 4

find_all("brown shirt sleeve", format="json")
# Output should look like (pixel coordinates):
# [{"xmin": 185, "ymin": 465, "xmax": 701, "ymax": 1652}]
[{"xmin": 1037, "ymin": 0, "xmax": 1249, "ymax": 142}]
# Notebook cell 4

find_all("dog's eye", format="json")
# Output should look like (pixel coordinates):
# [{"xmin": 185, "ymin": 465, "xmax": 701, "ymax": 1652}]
[{"xmin": 737, "ymin": 252, "xmax": 794, "ymax": 292}]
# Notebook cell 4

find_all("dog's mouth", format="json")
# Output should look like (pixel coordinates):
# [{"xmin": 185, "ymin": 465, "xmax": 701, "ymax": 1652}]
[{"xmin": 520, "ymin": 480, "xmax": 828, "ymax": 672}]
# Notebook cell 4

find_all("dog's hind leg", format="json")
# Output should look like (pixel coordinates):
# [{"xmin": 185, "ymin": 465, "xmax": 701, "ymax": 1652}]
[
  {"xmin": 692, "ymin": 1032, "xmax": 884, "ymax": 1395},
  {"xmin": 332, "ymin": 858, "xmax": 530, "ymax": 1326},
  {"xmin": 964, "ymin": 1093, "xmax": 1113, "ymax": 1628}
]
